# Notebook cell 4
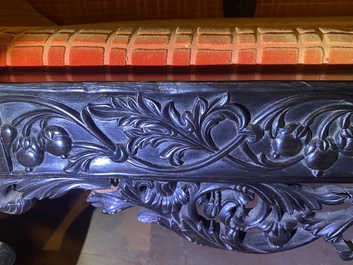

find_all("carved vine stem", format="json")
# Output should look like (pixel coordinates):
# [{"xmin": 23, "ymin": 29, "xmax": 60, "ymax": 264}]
[{"xmin": 2, "ymin": 92, "xmax": 353, "ymax": 176}]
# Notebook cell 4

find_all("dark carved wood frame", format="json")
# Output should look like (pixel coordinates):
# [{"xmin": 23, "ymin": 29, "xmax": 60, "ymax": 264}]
[{"xmin": 1, "ymin": 81, "xmax": 353, "ymax": 261}]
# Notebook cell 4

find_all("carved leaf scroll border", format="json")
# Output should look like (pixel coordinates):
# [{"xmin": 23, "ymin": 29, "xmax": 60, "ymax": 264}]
[
  {"xmin": 88, "ymin": 180, "xmax": 353, "ymax": 260},
  {"xmin": 1, "ymin": 176, "xmax": 353, "ymax": 260},
  {"xmin": 2, "ymin": 92, "xmax": 353, "ymax": 177}
]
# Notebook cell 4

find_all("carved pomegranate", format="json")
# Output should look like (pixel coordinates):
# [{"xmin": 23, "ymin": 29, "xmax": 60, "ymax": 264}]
[
  {"xmin": 304, "ymin": 138, "xmax": 338, "ymax": 177},
  {"xmin": 336, "ymin": 126, "xmax": 353, "ymax": 156},
  {"xmin": 272, "ymin": 123, "xmax": 310, "ymax": 157},
  {"xmin": 37, "ymin": 126, "xmax": 72, "ymax": 157},
  {"xmin": 14, "ymin": 136, "xmax": 44, "ymax": 171}
]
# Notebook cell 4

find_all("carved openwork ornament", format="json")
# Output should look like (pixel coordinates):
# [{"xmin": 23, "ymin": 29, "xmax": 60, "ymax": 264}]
[{"xmin": 1, "ymin": 81, "xmax": 353, "ymax": 260}]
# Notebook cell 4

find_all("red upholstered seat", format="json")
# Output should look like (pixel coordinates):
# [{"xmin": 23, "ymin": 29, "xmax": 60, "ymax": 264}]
[
  {"xmin": 1, "ymin": 18, "xmax": 353, "ymax": 68},
  {"xmin": 0, "ymin": 1, "xmax": 353, "ymax": 81}
]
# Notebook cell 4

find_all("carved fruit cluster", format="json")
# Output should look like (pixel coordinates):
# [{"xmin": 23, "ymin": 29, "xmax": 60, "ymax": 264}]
[
  {"xmin": 270, "ymin": 121, "xmax": 353, "ymax": 177},
  {"xmin": 1, "ymin": 125, "xmax": 72, "ymax": 172}
]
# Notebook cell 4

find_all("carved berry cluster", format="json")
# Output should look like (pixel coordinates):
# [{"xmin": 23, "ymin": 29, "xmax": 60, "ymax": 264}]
[{"xmin": 1, "ymin": 125, "xmax": 72, "ymax": 172}]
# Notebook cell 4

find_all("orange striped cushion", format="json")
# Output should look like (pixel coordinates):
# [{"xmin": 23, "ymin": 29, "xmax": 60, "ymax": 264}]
[
  {"xmin": 28, "ymin": 0, "xmax": 223, "ymax": 25},
  {"xmin": 1, "ymin": 18, "xmax": 352, "ymax": 68}
]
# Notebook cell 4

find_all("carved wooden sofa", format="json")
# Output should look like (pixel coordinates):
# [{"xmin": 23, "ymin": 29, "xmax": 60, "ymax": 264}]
[{"xmin": 1, "ymin": 0, "xmax": 353, "ymax": 264}]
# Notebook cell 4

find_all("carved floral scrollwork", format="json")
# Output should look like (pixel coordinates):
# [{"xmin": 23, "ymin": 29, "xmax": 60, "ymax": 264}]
[
  {"xmin": 87, "ymin": 179, "xmax": 353, "ymax": 260},
  {"xmin": 88, "ymin": 92, "xmax": 250, "ymax": 170},
  {"xmin": 0, "ymin": 177, "xmax": 107, "ymax": 214},
  {"xmin": 3, "ymin": 88, "xmax": 353, "ymax": 260},
  {"xmin": 0, "ymin": 93, "xmax": 250, "ymax": 174},
  {"xmin": 0, "ymin": 175, "xmax": 352, "ymax": 260},
  {"xmin": 255, "ymin": 94, "xmax": 353, "ymax": 177},
  {"xmin": 0, "ymin": 175, "xmax": 353, "ymax": 260},
  {"xmin": 2, "ymin": 92, "xmax": 353, "ymax": 177}
]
